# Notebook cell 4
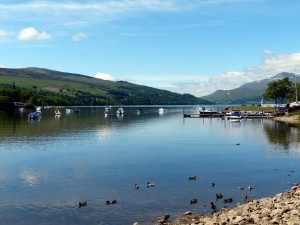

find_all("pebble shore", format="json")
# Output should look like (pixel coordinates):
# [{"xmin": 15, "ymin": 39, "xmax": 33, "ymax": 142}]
[
  {"xmin": 273, "ymin": 115, "xmax": 300, "ymax": 124},
  {"xmin": 164, "ymin": 184, "xmax": 300, "ymax": 225}
]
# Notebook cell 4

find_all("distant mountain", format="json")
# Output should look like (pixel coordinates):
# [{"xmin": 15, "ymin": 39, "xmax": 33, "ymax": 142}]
[
  {"xmin": 201, "ymin": 72, "xmax": 296, "ymax": 104},
  {"xmin": 0, "ymin": 67, "xmax": 212, "ymax": 105}
]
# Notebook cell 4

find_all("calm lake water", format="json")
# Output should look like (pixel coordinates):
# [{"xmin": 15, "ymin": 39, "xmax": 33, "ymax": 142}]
[{"xmin": 0, "ymin": 106, "xmax": 299, "ymax": 225}]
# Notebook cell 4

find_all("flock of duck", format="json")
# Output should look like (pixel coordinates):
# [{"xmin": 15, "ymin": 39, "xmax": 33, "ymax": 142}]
[
  {"xmin": 77, "ymin": 175, "xmax": 255, "ymax": 224},
  {"xmin": 186, "ymin": 176, "xmax": 255, "ymax": 210}
]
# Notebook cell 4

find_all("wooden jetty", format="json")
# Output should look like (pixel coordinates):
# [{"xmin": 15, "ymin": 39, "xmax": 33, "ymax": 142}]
[
  {"xmin": 183, "ymin": 113, "xmax": 274, "ymax": 119},
  {"xmin": 183, "ymin": 113, "xmax": 222, "ymax": 118}
]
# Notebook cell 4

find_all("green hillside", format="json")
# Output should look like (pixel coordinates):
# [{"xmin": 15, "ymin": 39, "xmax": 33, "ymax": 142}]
[{"xmin": 0, "ymin": 67, "xmax": 212, "ymax": 107}]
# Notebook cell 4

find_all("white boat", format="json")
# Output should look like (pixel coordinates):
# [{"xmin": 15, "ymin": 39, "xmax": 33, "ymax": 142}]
[
  {"xmin": 198, "ymin": 107, "xmax": 220, "ymax": 117},
  {"xmin": 104, "ymin": 95, "xmax": 113, "ymax": 116},
  {"xmin": 36, "ymin": 106, "xmax": 42, "ymax": 113},
  {"xmin": 290, "ymin": 102, "xmax": 300, "ymax": 107},
  {"xmin": 104, "ymin": 106, "xmax": 113, "ymax": 116},
  {"xmin": 227, "ymin": 111, "xmax": 242, "ymax": 120},
  {"xmin": 116, "ymin": 107, "xmax": 124, "ymax": 114},
  {"xmin": 159, "ymin": 108, "xmax": 167, "ymax": 114},
  {"xmin": 66, "ymin": 109, "xmax": 72, "ymax": 113},
  {"xmin": 55, "ymin": 109, "xmax": 62, "ymax": 115}
]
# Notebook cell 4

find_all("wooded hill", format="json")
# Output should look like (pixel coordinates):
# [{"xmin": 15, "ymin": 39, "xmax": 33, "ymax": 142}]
[
  {"xmin": 0, "ymin": 67, "xmax": 211, "ymax": 108},
  {"xmin": 201, "ymin": 72, "xmax": 297, "ymax": 104}
]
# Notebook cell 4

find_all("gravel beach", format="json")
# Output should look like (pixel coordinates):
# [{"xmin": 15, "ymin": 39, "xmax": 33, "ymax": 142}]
[
  {"xmin": 273, "ymin": 115, "xmax": 300, "ymax": 124},
  {"xmin": 160, "ymin": 184, "xmax": 300, "ymax": 225}
]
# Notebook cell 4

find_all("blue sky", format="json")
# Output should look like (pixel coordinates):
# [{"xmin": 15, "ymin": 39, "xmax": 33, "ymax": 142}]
[{"xmin": 1, "ymin": 0, "xmax": 300, "ymax": 97}]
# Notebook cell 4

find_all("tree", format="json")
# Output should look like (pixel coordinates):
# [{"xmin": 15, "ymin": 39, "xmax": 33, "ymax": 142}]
[
  {"xmin": 0, "ymin": 96, "xmax": 15, "ymax": 110},
  {"xmin": 263, "ymin": 77, "xmax": 293, "ymax": 104}
]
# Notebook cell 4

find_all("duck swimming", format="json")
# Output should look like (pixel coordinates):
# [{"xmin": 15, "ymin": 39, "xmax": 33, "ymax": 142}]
[
  {"xmin": 223, "ymin": 198, "xmax": 233, "ymax": 203},
  {"xmin": 188, "ymin": 176, "xmax": 196, "ymax": 181},
  {"xmin": 190, "ymin": 198, "xmax": 197, "ymax": 205},
  {"xmin": 78, "ymin": 201, "xmax": 87, "ymax": 208},
  {"xmin": 210, "ymin": 202, "xmax": 216, "ymax": 210},
  {"xmin": 147, "ymin": 182, "xmax": 155, "ymax": 188},
  {"xmin": 248, "ymin": 185, "xmax": 253, "ymax": 191},
  {"xmin": 106, "ymin": 199, "xmax": 117, "ymax": 205},
  {"xmin": 216, "ymin": 193, "xmax": 223, "ymax": 200}
]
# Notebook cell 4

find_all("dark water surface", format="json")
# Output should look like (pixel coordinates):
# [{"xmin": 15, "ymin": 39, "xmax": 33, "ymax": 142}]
[{"xmin": 0, "ymin": 106, "xmax": 299, "ymax": 225}]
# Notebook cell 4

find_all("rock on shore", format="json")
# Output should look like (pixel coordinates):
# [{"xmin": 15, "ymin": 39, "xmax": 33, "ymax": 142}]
[
  {"xmin": 167, "ymin": 184, "xmax": 300, "ymax": 225},
  {"xmin": 273, "ymin": 115, "xmax": 300, "ymax": 124}
]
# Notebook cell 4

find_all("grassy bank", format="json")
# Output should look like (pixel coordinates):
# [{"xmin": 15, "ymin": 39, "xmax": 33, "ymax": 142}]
[{"xmin": 224, "ymin": 106, "xmax": 274, "ymax": 112}]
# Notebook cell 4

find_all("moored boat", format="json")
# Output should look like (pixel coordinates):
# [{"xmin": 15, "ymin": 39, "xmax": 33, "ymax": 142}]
[
  {"xmin": 227, "ymin": 111, "xmax": 242, "ymax": 120},
  {"xmin": 159, "ymin": 108, "xmax": 167, "ymax": 114},
  {"xmin": 104, "ymin": 106, "xmax": 113, "ymax": 116},
  {"xmin": 199, "ymin": 107, "xmax": 220, "ymax": 117},
  {"xmin": 116, "ymin": 107, "xmax": 124, "ymax": 115},
  {"xmin": 55, "ymin": 109, "xmax": 62, "ymax": 115},
  {"xmin": 28, "ymin": 111, "xmax": 41, "ymax": 119},
  {"xmin": 36, "ymin": 106, "xmax": 42, "ymax": 113}
]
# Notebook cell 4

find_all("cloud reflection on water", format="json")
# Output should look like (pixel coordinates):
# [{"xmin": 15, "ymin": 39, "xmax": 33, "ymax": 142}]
[{"xmin": 20, "ymin": 170, "xmax": 47, "ymax": 187}]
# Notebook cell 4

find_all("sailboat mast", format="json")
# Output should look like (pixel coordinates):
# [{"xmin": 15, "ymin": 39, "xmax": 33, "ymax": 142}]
[{"xmin": 295, "ymin": 72, "xmax": 298, "ymax": 102}]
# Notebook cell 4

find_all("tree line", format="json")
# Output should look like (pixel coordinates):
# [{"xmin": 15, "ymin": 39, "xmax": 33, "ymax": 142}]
[
  {"xmin": 0, "ymin": 82, "xmax": 206, "ymax": 110},
  {"xmin": 263, "ymin": 77, "xmax": 297, "ymax": 104},
  {"xmin": 0, "ymin": 84, "xmax": 104, "ymax": 110}
]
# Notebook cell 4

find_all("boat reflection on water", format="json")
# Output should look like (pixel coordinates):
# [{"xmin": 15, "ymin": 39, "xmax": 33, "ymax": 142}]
[
  {"xmin": 158, "ymin": 107, "xmax": 167, "ymax": 114},
  {"xmin": 28, "ymin": 117, "xmax": 41, "ymax": 124},
  {"xmin": 1, "ymin": 106, "xmax": 300, "ymax": 225},
  {"xmin": 137, "ymin": 108, "xmax": 144, "ymax": 115}
]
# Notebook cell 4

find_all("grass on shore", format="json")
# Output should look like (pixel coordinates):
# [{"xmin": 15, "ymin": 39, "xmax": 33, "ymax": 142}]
[{"xmin": 225, "ymin": 105, "xmax": 274, "ymax": 112}]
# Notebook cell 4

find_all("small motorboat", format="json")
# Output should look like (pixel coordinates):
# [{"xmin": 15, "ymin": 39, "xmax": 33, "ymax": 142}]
[
  {"xmin": 159, "ymin": 108, "xmax": 167, "ymax": 114},
  {"xmin": 227, "ymin": 111, "xmax": 242, "ymax": 120},
  {"xmin": 55, "ymin": 109, "xmax": 62, "ymax": 115},
  {"xmin": 28, "ymin": 112, "xmax": 41, "ymax": 119},
  {"xmin": 104, "ymin": 106, "xmax": 113, "ymax": 116},
  {"xmin": 116, "ymin": 107, "xmax": 124, "ymax": 115},
  {"xmin": 66, "ymin": 109, "xmax": 72, "ymax": 113},
  {"xmin": 36, "ymin": 106, "xmax": 42, "ymax": 113},
  {"xmin": 199, "ymin": 107, "xmax": 220, "ymax": 117}
]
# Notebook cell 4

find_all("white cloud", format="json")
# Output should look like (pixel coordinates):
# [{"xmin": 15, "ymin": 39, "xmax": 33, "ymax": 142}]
[
  {"xmin": 0, "ymin": 0, "xmax": 256, "ymax": 27},
  {"xmin": 0, "ymin": 29, "xmax": 13, "ymax": 37},
  {"xmin": 246, "ymin": 53, "xmax": 300, "ymax": 76},
  {"xmin": 72, "ymin": 32, "xmax": 87, "ymax": 42},
  {"xmin": 18, "ymin": 27, "xmax": 51, "ymax": 41},
  {"xmin": 95, "ymin": 72, "xmax": 116, "ymax": 81},
  {"xmin": 164, "ymin": 72, "xmax": 254, "ymax": 97},
  {"xmin": 263, "ymin": 49, "xmax": 273, "ymax": 55},
  {"xmin": 153, "ymin": 52, "xmax": 300, "ymax": 97}
]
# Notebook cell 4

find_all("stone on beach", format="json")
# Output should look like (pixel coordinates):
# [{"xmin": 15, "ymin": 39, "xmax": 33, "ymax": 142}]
[{"xmin": 168, "ymin": 184, "xmax": 300, "ymax": 225}]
